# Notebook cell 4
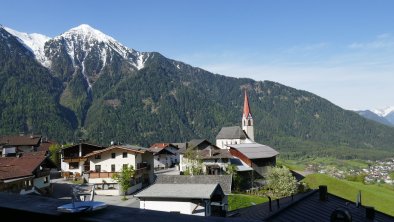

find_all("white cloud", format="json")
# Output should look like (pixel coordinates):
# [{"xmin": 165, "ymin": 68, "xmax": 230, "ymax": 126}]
[
  {"xmin": 285, "ymin": 42, "xmax": 329, "ymax": 53},
  {"xmin": 348, "ymin": 33, "xmax": 394, "ymax": 50}
]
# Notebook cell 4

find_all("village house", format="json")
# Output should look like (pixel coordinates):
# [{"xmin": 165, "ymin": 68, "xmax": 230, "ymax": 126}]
[
  {"xmin": 178, "ymin": 139, "xmax": 232, "ymax": 175},
  {"xmin": 83, "ymin": 145, "xmax": 154, "ymax": 195},
  {"xmin": 227, "ymin": 143, "xmax": 278, "ymax": 177},
  {"xmin": 149, "ymin": 143, "xmax": 179, "ymax": 170},
  {"xmin": 60, "ymin": 143, "xmax": 105, "ymax": 177},
  {"xmin": 0, "ymin": 134, "xmax": 43, "ymax": 156},
  {"xmin": 136, "ymin": 175, "xmax": 231, "ymax": 217},
  {"xmin": 0, "ymin": 151, "xmax": 56, "ymax": 195}
]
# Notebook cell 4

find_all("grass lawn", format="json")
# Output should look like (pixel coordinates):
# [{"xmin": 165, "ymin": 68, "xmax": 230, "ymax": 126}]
[
  {"xmin": 228, "ymin": 194, "xmax": 269, "ymax": 211},
  {"xmin": 303, "ymin": 174, "xmax": 394, "ymax": 216},
  {"xmin": 278, "ymin": 157, "xmax": 369, "ymax": 172}
]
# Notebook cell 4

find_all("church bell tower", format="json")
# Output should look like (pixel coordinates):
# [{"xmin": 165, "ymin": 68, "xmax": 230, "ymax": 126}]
[{"xmin": 242, "ymin": 90, "xmax": 254, "ymax": 141}]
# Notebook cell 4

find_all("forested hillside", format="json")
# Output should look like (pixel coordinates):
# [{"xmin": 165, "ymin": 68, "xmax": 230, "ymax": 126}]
[{"xmin": 1, "ymin": 25, "xmax": 394, "ymax": 160}]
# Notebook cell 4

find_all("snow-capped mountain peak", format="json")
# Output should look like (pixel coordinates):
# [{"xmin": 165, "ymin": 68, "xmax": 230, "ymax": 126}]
[
  {"xmin": 372, "ymin": 106, "xmax": 394, "ymax": 117},
  {"xmin": 56, "ymin": 24, "xmax": 146, "ymax": 69},
  {"xmin": 4, "ymin": 27, "xmax": 51, "ymax": 67},
  {"xmin": 60, "ymin": 24, "xmax": 116, "ymax": 44}
]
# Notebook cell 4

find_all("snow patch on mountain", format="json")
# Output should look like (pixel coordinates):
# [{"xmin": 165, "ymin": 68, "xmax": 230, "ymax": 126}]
[
  {"xmin": 372, "ymin": 106, "xmax": 394, "ymax": 117},
  {"xmin": 57, "ymin": 24, "xmax": 147, "ymax": 71},
  {"xmin": 4, "ymin": 27, "xmax": 51, "ymax": 67}
]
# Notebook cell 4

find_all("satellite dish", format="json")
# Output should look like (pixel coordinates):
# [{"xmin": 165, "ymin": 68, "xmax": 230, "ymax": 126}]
[{"xmin": 330, "ymin": 207, "xmax": 352, "ymax": 222}]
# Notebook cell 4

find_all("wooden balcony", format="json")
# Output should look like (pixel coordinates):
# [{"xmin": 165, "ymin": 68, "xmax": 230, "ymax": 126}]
[
  {"xmin": 88, "ymin": 164, "xmax": 150, "ymax": 179},
  {"xmin": 89, "ymin": 172, "xmax": 116, "ymax": 179},
  {"xmin": 63, "ymin": 157, "xmax": 87, "ymax": 163}
]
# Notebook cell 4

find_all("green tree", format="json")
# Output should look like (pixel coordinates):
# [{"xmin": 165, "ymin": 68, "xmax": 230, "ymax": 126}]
[
  {"xmin": 389, "ymin": 172, "xmax": 394, "ymax": 181},
  {"xmin": 112, "ymin": 165, "xmax": 135, "ymax": 200},
  {"xmin": 265, "ymin": 166, "xmax": 297, "ymax": 200},
  {"xmin": 226, "ymin": 164, "xmax": 241, "ymax": 191},
  {"xmin": 48, "ymin": 143, "xmax": 62, "ymax": 168},
  {"xmin": 183, "ymin": 148, "xmax": 203, "ymax": 175}
]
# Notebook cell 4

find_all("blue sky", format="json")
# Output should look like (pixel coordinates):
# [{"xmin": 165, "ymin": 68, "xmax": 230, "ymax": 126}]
[{"xmin": 1, "ymin": 0, "xmax": 394, "ymax": 110}]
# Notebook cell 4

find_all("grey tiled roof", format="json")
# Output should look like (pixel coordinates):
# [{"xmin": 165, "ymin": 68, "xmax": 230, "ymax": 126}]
[
  {"xmin": 188, "ymin": 139, "xmax": 207, "ymax": 147},
  {"xmin": 155, "ymin": 175, "xmax": 232, "ymax": 194},
  {"xmin": 198, "ymin": 149, "xmax": 233, "ymax": 159},
  {"xmin": 135, "ymin": 183, "xmax": 220, "ymax": 199},
  {"xmin": 216, "ymin": 126, "xmax": 248, "ymax": 139},
  {"xmin": 228, "ymin": 143, "xmax": 279, "ymax": 159},
  {"xmin": 172, "ymin": 142, "xmax": 187, "ymax": 149}
]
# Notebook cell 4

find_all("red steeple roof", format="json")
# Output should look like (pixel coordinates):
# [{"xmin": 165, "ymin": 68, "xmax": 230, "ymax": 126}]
[{"xmin": 243, "ymin": 90, "xmax": 252, "ymax": 118}]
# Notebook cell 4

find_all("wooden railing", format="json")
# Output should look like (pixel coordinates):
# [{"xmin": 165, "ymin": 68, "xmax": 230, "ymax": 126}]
[
  {"xmin": 88, "ymin": 164, "xmax": 150, "ymax": 179},
  {"xmin": 89, "ymin": 172, "xmax": 116, "ymax": 179},
  {"xmin": 63, "ymin": 157, "xmax": 87, "ymax": 162}
]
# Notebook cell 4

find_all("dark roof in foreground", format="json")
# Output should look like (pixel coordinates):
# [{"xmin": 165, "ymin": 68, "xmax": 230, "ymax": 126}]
[
  {"xmin": 155, "ymin": 174, "xmax": 232, "ymax": 194},
  {"xmin": 0, "ymin": 192, "xmax": 252, "ymax": 222},
  {"xmin": 228, "ymin": 143, "xmax": 279, "ymax": 159},
  {"xmin": 231, "ymin": 189, "xmax": 394, "ymax": 222},
  {"xmin": 216, "ymin": 126, "xmax": 248, "ymax": 139}
]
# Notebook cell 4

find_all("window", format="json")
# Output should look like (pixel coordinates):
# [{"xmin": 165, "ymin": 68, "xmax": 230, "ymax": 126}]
[
  {"xmin": 44, "ymin": 176, "xmax": 49, "ymax": 184},
  {"xmin": 111, "ymin": 153, "xmax": 116, "ymax": 158},
  {"xmin": 123, "ymin": 152, "xmax": 127, "ymax": 158},
  {"xmin": 111, "ymin": 164, "xmax": 116, "ymax": 172},
  {"xmin": 123, "ymin": 164, "xmax": 128, "ymax": 169},
  {"xmin": 69, "ymin": 162, "xmax": 79, "ymax": 169},
  {"xmin": 95, "ymin": 165, "xmax": 101, "ymax": 172},
  {"xmin": 95, "ymin": 154, "xmax": 101, "ymax": 159}
]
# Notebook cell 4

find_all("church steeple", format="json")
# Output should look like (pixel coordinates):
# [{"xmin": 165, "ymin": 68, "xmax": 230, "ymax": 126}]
[
  {"xmin": 243, "ymin": 90, "xmax": 252, "ymax": 119},
  {"xmin": 242, "ymin": 90, "xmax": 254, "ymax": 141}
]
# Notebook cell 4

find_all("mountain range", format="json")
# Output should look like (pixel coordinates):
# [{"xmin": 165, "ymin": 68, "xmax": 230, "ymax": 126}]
[
  {"xmin": 1, "ymin": 24, "xmax": 394, "ymax": 160},
  {"xmin": 357, "ymin": 107, "xmax": 394, "ymax": 127}
]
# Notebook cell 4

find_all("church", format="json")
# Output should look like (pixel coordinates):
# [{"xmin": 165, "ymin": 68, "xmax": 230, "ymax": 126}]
[{"xmin": 216, "ymin": 90, "xmax": 279, "ymax": 177}]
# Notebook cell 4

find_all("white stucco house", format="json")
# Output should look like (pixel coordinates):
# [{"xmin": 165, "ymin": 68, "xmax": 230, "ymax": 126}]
[
  {"xmin": 60, "ymin": 143, "xmax": 105, "ymax": 176},
  {"xmin": 149, "ymin": 143, "xmax": 179, "ymax": 170},
  {"xmin": 83, "ymin": 145, "xmax": 154, "ymax": 195},
  {"xmin": 178, "ymin": 139, "xmax": 232, "ymax": 175}
]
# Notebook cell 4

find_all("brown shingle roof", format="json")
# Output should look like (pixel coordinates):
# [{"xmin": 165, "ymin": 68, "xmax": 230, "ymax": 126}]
[
  {"xmin": 0, "ymin": 135, "xmax": 41, "ymax": 146},
  {"xmin": 84, "ymin": 145, "xmax": 149, "ymax": 158},
  {"xmin": 0, "ymin": 151, "xmax": 47, "ymax": 181}
]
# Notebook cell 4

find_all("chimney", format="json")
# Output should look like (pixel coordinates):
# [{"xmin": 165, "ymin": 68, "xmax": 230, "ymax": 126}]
[
  {"xmin": 356, "ymin": 190, "xmax": 362, "ymax": 207},
  {"xmin": 319, "ymin": 185, "xmax": 328, "ymax": 201},
  {"xmin": 365, "ymin": 206, "xmax": 375, "ymax": 220}
]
